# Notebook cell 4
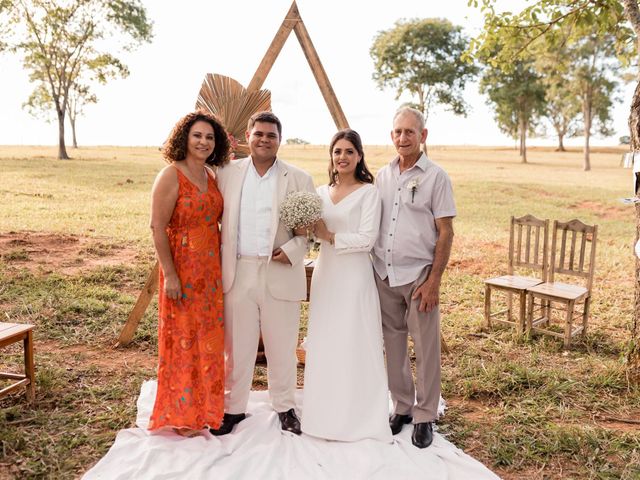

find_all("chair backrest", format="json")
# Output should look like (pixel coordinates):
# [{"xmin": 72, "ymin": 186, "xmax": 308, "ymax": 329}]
[
  {"xmin": 548, "ymin": 219, "xmax": 598, "ymax": 290},
  {"xmin": 508, "ymin": 214, "xmax": 549, "ymax": 280}
]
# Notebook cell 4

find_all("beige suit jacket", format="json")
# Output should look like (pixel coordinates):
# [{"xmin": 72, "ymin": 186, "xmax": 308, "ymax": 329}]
[{"xmin": 217, "ymin": 156, "xmax": 315, "ymax": 301}]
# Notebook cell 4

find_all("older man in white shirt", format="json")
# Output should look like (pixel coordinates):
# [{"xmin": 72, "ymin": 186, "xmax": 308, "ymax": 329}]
[
  {"xmin": 212, "ymin": 111, "xmax": 315, "ymax": 436},
  {"xmin": 373, "ymin": 107, "xmax": 456, "ymax": 449}
]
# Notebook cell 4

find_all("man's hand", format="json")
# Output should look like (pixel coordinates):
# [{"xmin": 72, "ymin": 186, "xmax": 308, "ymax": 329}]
[
  {"xmin": 272, "ymin": 248, "xmax": 292, "ymax": 265},
  {"xmin": 411, "ymin": 276, "xmax": 440, "ymax": 313}
]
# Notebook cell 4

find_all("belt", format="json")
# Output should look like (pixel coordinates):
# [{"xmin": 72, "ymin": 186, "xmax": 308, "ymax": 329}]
[{"xmin": 237, "ymin": 254, "xmax": 270, "ymax": 260}]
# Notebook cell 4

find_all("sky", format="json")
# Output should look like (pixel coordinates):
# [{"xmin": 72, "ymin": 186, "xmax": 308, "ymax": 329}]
[{"xmin": 0, "ymin": 0, "xmax": 634, "ymax": 147}]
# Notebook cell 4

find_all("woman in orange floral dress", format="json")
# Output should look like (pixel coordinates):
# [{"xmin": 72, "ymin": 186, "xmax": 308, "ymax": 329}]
[{"xmin": 148, "ymin": 111, "xmax": 230, "ymax": 437}]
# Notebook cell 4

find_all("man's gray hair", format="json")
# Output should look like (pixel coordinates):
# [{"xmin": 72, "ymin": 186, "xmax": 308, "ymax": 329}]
[{"xmin": 393, "ymin": 107, "xmax": 425, "ymax": 131}]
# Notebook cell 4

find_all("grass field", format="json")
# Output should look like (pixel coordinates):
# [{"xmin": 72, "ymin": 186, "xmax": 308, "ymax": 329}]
[{"xmin": 0, "ymin": 144, "xmax": 639, "ymax": 479}]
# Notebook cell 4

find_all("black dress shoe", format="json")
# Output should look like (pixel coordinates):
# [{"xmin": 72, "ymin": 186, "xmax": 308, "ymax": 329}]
[
  {"xmin": 209, "ymin": 413, "xmax": 246, "ymax": 436},
  {"xmin": 278, "ymin": 408, "xmax": 301, "ymax": 435},
  {"xmin": 389, "ymin": 413, "xmax": 413, "ymax": 435},
  {"xmin": 412, "ymin": 422, "xmax": 433, "ymax": 448}
]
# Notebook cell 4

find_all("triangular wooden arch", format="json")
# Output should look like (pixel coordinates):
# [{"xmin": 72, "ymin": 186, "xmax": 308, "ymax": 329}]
[
  {"xmin": 116, "ymin": 1, "xmax": 349, "ymax": 346},
  {"xmin": 246, "ymin": 1, "xmax": 349, "ymax": 130}
]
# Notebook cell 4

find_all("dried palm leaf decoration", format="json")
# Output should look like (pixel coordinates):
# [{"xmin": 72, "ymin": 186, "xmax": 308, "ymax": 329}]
[{"xmin": 196, "ymin": 74, "xmax": 271, "ymax": 158}]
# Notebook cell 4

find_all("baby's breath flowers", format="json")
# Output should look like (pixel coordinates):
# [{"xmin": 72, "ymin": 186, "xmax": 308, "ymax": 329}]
[{"xmin": 279, "ymin": 191, "xmax": 323, "ymax": 230}]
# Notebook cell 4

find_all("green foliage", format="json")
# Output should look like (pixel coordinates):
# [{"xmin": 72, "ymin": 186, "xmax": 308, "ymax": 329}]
[
  {"xmin": 370, "ymin": 18, "xmax": 478, "ymax": 122},
  {"xmin": 534, "ymin": 25, "xmax": 623, "ymax": 150},
  {"xmin": 7, "ymin": 0, "xmax": 153, "ymax": 158},
  {"xmin": 534, "ymin": 33, "xmax": 582, "ymax": 147},
  {"xmin": 286, "ymin": 137, "xmax": 310, "ymax": 145},
  {"xmin": 467, "ymin": 0, "xmax": 633, "ymax": 69},
  {"xmin": 0, "ymin": 0, "xmax": 11, "ymax": 51},
  {"xmin": 569, "ymin": 31, "xmax": 621, "ymax": 139},
  {"xmin": 468, "ymin": 1, "xmax": 632, "ymax": 169},
  {"xmin": 479, "ymin": 58, "xmax": 546, "ymax": 151}
]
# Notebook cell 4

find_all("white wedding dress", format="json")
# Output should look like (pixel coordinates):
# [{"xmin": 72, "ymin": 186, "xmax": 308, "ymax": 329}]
[{"xmin": 301, "ymin": 184, "xmax": 392, "ymax": 443}]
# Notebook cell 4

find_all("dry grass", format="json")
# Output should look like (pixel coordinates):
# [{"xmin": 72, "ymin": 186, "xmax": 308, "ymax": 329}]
[{"xmin": 0, "ymin": 144, "xmax": 638, "ymax": 479}]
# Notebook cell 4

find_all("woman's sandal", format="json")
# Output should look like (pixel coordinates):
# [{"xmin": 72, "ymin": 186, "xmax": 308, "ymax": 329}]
[{"xmin": 173, "ymin": 427, "xmax": 203, "ymax": 438}]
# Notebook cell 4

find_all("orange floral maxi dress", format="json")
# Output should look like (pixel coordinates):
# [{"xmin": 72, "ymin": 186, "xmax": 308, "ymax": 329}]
[{"xmin": 149, "ymin": 167, "xmax": 224, "ymax": 431}]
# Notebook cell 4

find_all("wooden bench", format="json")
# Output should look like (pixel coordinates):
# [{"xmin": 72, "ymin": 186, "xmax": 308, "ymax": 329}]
[{"xmin": 0, "ymin": 322, "xmax": 35, "ymax": 404}]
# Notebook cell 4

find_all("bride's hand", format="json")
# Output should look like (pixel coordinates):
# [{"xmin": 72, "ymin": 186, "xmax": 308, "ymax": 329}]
[
  {"xmin": 313, "ymin": 219, "xmax": 332, "ymax": 242},
  {"xmin": 293, "ymin": 225, "xmax": 308, "ymax": 236}
]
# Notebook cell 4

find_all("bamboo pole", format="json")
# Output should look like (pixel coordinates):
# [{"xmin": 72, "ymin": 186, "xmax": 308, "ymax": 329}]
[
  {"xmin": 246, "ymin": 2, "xmax": 299, "ymax": 93},
  {"xmin": 115, "ymin": 261, "xmax": 159, "ymax": 347},
  {"xmin": 293, "ymin": 18, "xmax": 349, "ymax": 129}
]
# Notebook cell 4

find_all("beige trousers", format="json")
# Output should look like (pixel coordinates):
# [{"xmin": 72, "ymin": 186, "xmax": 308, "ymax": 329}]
[
  {"xmin": 224, "ymin": 257, "xmax": 300, "ymax": 414},
  {"xmin": 375, "ymin": 266, "xmax": 441, "ymax": 423}
]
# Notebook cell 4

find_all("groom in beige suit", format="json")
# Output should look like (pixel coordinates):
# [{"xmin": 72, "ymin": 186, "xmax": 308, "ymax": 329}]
[{"xmin": 211, "ymin": 111, "xmax": 315, "ymax": 436}]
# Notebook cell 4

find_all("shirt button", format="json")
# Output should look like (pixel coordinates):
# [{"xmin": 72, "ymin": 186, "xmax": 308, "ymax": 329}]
[
  {"xmin": 392, "ymin": 218, "xmax": 395, "ymax": 221},
  {"xmin": 397, "ymin": 188, "xmax": 401, "ymax": 191},
  {"xmin": 389, "ymin": 233, "xmax": 393, "ymax": 236},
  {"xmin": 387, "ymin": 249, "xmax": 391, "ymax": 252},
  {"xmin": 387, "ymin": 264, "xmax": 391, "ymax": 266},
  {"xmin": 394, "ymin": 203, "xmax": 398, "ymax": 206}
]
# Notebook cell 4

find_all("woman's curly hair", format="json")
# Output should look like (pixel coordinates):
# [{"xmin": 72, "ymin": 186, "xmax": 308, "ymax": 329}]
[{"xmin": 162, "ymin": 111, "xmax": 231, "ymax": 166}]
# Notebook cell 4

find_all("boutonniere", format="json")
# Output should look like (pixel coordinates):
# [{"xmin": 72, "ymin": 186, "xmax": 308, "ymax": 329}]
[
  {"xmin": 227, "ymin": 133, "xmax": 238, "ymax": 160},
  {"xmin": 407, "ymin": 179, "xmax": 420, "ymax": 203}
]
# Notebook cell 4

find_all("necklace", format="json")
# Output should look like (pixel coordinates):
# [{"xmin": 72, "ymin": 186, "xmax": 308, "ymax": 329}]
[{"xmin": 184, "ymin": 163, "xmax": 207, "ymax": 190}]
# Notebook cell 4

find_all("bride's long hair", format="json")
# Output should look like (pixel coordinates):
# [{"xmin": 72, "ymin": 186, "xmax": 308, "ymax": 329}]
[{"xmin": 328, "ymin": 129, "xmax": 374, "ymax": 186}]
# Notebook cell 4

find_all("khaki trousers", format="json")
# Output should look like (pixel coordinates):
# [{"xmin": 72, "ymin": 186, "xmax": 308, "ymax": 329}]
[
  {"xmin": 224, "ymin": 257, "xmax": 300, "ymax": 414},
  {"xmin": 375, "ymin": 266, "xmax": 441, "ymax": 423}
]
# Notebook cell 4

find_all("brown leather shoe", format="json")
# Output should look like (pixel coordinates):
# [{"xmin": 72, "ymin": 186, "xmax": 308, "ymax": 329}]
[
  {"xmin": 278, "ymin": 408, "xmax": 301, "ymax": 435},
  {"xmin": 411, "ymin": 422, "xmax": 434, "ymax": 448},
  {"xmin": 209, "ymin": 413, "xmax": 246, "ymax": 436},
  {"xmin": 389, "ymin": 413, "xmax": 413, "ymax": 435}
]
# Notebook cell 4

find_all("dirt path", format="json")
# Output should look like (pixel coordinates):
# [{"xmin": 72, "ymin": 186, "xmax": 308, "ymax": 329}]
[{"xmin": 0, "ymin": 231, "xmax": 142, "ymax": 275}]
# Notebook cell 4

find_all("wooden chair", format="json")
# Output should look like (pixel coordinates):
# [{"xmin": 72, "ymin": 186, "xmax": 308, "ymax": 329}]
[
  {"xmin": 0, "ymin": 322, "xmax": 35, "ymax": 404},
  {"xmin": 484, "ymin": 215, "xmax": 549, "ymax": 336},
  {"xmin": 526, "ymin": 219, "xmax": 598, "ymax": 348}
]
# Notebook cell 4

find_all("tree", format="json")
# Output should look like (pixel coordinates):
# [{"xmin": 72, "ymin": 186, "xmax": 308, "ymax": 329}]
[
  {"xmin": 286, "ymin": 137, "xmax": 310, "ymax": 145},
  {"xmin": 370, "ymin": 17, "xmax": 478, "ymax": 151},
  {"xmin": 543, "ymin": 79, "xmax": 582, "ymax": 151},
  {"xmin": 535, "ymin": 27, "xmax": 620, "ymax": 161},
  {"xmin": 569, "ymin": 31, "xmax": 621, "ymax": 170},
  {"xmin": 534, "ymin": 36, "xmax": 582, "ymax": 152},
  {"xmin": 0, "ymin": 0, "xmax": 10, "ymax": 51},
  {"xmin": 67, "ymin": 82, "xmax": 97, "ymax": 148},
  {"xmin": 468, "ymin": 0, "xmax": 639, "ymax": 378},
  {"xmin": 479, "ymin": 58, "xmax": 546, "ymax": 163},
  {"xmin": 7, "ymin": 0, "xmax": 152, "ymax": 159},
  {"xmin": 22, "ymin": 79, "xmax": 98, "ymax": 148}
]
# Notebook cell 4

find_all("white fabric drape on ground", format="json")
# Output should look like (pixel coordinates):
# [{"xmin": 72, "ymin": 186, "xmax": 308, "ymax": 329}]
[{"xmin": 83, "ymin": 381, "xmax": 500, "ymax": 480}]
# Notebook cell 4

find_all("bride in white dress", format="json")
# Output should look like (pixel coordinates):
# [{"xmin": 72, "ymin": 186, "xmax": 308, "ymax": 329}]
[{"xmin": 301, "ymin": 129, "xmax": 392, "ymax": 443}]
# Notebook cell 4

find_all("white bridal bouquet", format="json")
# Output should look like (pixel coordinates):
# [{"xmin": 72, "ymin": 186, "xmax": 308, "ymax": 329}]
[{"xmin": 279, "ymin": 191, "xmax": 323, "ymax": 230}]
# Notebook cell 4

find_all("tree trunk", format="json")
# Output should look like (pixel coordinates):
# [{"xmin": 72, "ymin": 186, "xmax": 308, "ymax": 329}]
[
  {"xmin": 70, "ymin": 114, "xmax": 78, "ymax": 149},
  {"xmin": 556, "ymin": 133, "xmax": 566, "ymax": 152},
  {"xmin": 583, "ymin": 130, "xmax": 591, "ymax": 171},
  {"xmin": 519, "ymin": 116, "xmax": 527, "ymax": 163},
  {"xmin": 628, "ymin": 78, "xmax": 640, "ymax": 380},
  {"xmin": 57, "ymin": 107, "xmax": 70, "ymax": 160},
  {"xmin": 583, "ymin": 94, "xmax": 592, "ymax": 171},
  {"xmin": 418, "ymin": 95, "xmax": 428, "ymax": 156}
]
